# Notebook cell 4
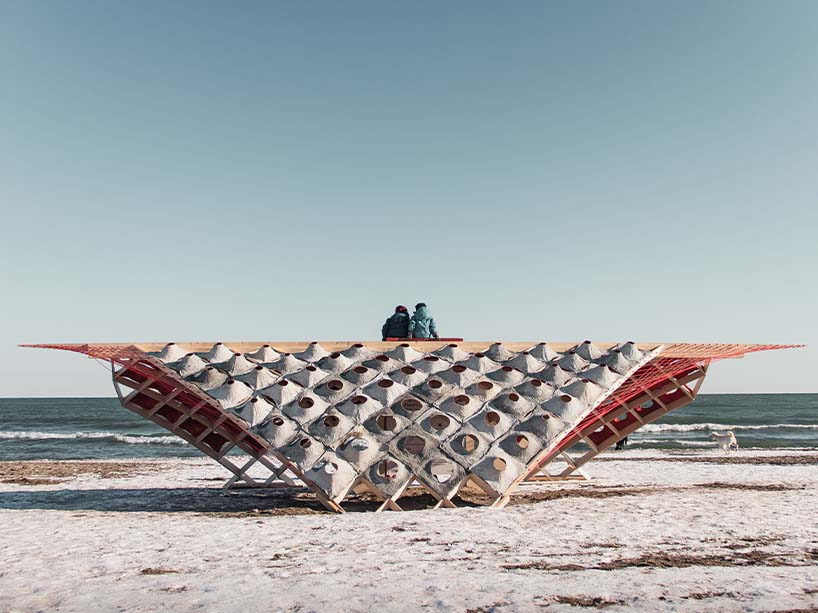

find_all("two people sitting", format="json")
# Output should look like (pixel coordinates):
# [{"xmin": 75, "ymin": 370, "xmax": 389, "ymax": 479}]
[{"xmin": 381, "ymin": 303, "xmax": 439, "ymax": 341}]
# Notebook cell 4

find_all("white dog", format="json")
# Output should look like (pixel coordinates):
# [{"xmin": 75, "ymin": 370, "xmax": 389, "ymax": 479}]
[{"xmin": 710, "ymin": 430, "xmax": 739, "ymax": 454}]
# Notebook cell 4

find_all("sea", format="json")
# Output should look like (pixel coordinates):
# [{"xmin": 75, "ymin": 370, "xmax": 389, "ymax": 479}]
[{"xmin": 0, "ymin": 395, "xmax": 817, "ymax": 462}]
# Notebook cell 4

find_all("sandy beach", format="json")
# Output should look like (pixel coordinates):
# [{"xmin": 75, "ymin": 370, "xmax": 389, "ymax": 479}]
[{"xmin": 1, "ymin": 449, "xmax": 816, "ymax": 612}]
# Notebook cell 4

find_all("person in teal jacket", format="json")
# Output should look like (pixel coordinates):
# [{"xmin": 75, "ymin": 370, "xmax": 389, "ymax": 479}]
[{"xmin": 408, "ymin": 303, "xmax": 439, "ymax": 339}]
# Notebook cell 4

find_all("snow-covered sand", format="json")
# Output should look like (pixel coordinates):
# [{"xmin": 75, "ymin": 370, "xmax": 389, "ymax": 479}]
[{"xmin": 1, "ymin": 449, "xmax": 817, "ymax": 612}]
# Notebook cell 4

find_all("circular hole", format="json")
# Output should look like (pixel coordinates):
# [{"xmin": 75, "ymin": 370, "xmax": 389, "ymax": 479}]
[
  {"xmin": 250, "ymin": 397, "xmax": 259, "ymax": 404},
  {"xmin": 168, "ymin": 342, "xmax": 176, "ymax": 346},
  {"xmin": 377, "ymin": 414, "xmax": 397, "ymax": 431},
  {"xmin": 401, "ymin": 398, "xmax": 423, "ymax": 412},
  {"xmin": 185, "ymin": 352, "xmax": 194, "ymax": 356},
  {"xmin": 461, "ymin": 434, "xmax": 479, "ymax": 453},
  {"xmin": 376, "ymin": 355, "xmax": 389, "ymax": 362},
  {"xmin": 453, "ymin": 395, "xmax": 470, "ymax": 407},
  {"xmin": 299, "ymin": 438, "xmax": 311, "ymax": 448},
  {"xmin": 478, "ymin": 381, "xmax": 494, "ymax": 391},
  {"xmin": 377, "ymin": 459, "xmax": 399, "ymax": 479},
  {"xmin": 452, "ymin": 365, "xmax": 466, "ymax": 373},
  {"xmin": 540, "ymin": 414, "xmax": 551, "ymax": 422},
  {"xmin": 233, "ymin": 353, "xmax": 241, "ymax": 357},
  {"xmin": 306, "ymin": 366, "xmax": 317, "ymax": 372},
  {"xmin": 330, "ymin": 352, "xmax": 341, "ymax": 358},
  {"xmin": 448, "ymin": 343, "xmax": 458, "ymax": 348},
  {"xmin": 377, "ymin": 379, "xmax": 394, "ymax": 388},
  {"xmin": 400, "ymin": 343, "xmax": 410, "ymax": 347},
  {"xmin": 561, "ymin": 394, "xmax": 572, "ymax": 402},
  {"xmin": 354, "ymin": 366, "xmax": 367, "ymax": 374},
  {"xmin": 404, "ymin": 435, "xmax": 426, "ymax": 454},
  {"xmin": 429, "ymin": 379, "xmax": 443, "ymax": 389},
  {"xmin": 508, "ymin": 393, "xmax": 520, "ymax": 402},
  {"xmin": 279, "ymin": 380, "xmax": 289, "ymax": 387},
  {"xmin": 215, "ymin": 342, "xmax": 223, "ymax": 346},
  {"xmin": 583, "ymin": 339, "xmax": 591, "ymax": 344},
  {"xmin": 613, "ymin": 349, "xmax": 621, "ymax": 354},
  {"xmin": 227, "ymin": 380, "xmax": 235, "ymax": 385},
  {"xmin": 401, "ymin": 366, "xmax": 417, "ymax": 375},
  {"xmin": 206, "ymin": 367, "xmax": 214, "ymax": 372},
  {"xmin": 429, "ymin": 414, "xmax": 451, "ymax": 431},
  {"xmin": 327, "ymin": 379, "xmax": 344, "ymax": 391},
  {"xmin": 353, "ymin": 343, "xmax": 363, "ymax": 348},
  {"xmin": 283, "ymin": 352, "xmax": 291, "ymax": 356},
  {"xmin": 323, "ymin": 415, "xmax": 340, "ymax": 428},
  {"xmin": 255, "ymin": 365, "xmax": 263, "ymax": 370},
  {"xmin": 430, "ymin": 460, "xmax": 454, "ymax": 483},
  {"xmin": 531, "ymin": 379, "xmax": 542, "ymax": 387},
  {"xmin": 299, "ymin": 397, "xmax": 315, "ymax": 409},
  {"xmin": 516, "ymin": 435, "xmax": 529, "ymax": 449},
  {"xmin": 485, "ymin": 411, "xmax": 501, "ymax": 427},
  {"xmin": 263, "ymin": 344, "xmax": 270, "ymax": 348},
  {"xmin": 581, "ymin": 378, "xmax": 591, "ymax": 383},
  {"xmin": 475, "ymin": 352, "xmax": 485, "ymax": 358},
  {"xmin": 424, "ymin": 356, "xmax": 439, "ymax": 362},
  {"xmin": 502, "ymin": 366, "xmax": 513, "ymax": 372},
  {"xmin": 351, "ymin": 395, "xmax": 368, "ymax": 405},
  {"xmin": 272, "ymin": 417, "xmax": 284, "ymax": 426},
  {"xmin": 309, "ymin": 341, "xmax": 318, "ymax": 345},
  {"xmin": 492, "ymin": 457, "xmax": 507, "ymax": 471}
]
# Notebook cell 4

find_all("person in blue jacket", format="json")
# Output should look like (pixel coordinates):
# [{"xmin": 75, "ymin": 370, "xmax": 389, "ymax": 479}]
[
  {"xmin": 408, "ymin": 303, "xmax": 439, "ymax": 339},
  {"xmin": 381, "ymin": 305, "xmax": 410, "ymax": 340}
]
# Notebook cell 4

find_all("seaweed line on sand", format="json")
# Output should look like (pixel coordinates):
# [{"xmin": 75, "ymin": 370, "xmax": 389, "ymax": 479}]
[{"xmin": 502, "ymin": 549, "xmax": 818, "ymax": 572}]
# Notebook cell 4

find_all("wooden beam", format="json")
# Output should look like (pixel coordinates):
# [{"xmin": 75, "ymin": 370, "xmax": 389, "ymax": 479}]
[{"xmin": 28, "ymin": 341, "xmax": 802, "ymax": 361}]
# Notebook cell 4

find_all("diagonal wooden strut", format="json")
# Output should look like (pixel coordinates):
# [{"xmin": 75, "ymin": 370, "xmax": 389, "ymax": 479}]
[
  {"xmin": 530, "ymin": 363, "xmax": 709, "ymax": 481},
  {"xmin": 108, "ymin": 357, "xmax": 339, "ymax": 510}
]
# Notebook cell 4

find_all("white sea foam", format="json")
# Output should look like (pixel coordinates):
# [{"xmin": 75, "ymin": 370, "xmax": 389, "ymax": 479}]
[
  {"xmin": 638, "ymin": 423, "xmax": 818, "ymax": 434},
  {"xmin": 635, "ymin": 438, "xmax": 717, "ymax": 447},
  {"xmin": 0, "ymin": 431, "xmax": 184, "ymax": 445}
]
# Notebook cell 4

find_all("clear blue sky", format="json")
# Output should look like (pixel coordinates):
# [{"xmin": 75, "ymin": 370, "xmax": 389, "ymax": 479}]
[{"xmin": 1, "ymin": 1, "xmax": 816, "ymax": 396}]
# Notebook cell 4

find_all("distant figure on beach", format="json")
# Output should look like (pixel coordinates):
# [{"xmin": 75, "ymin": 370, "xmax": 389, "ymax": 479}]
[
  {"xmin": 711, "ymin": 430, "xmax": 739, "ymax": 454},
  {"xmin": 615, "ymin": 436, "xmax": 628, "ymax": 450},
  {"xmin": 381, "ymin": 305, "xmax": 410, "ymax": 341},
  {"xmin": 408, "ymin": 303, "xmax": 439, "ymax": 340}
]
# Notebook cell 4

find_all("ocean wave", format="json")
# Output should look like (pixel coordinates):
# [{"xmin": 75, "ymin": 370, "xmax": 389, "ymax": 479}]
[
  {"xmin": 638, "ymin": 423, "xmax": 818, "ymax": 434},
  {"xmin": 634, "ymin": 438, "xmax": 716, "ymax": 447},
  {"xmin": 0, "ymin": 431, "xmax": 185, "ymax": 445}
]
